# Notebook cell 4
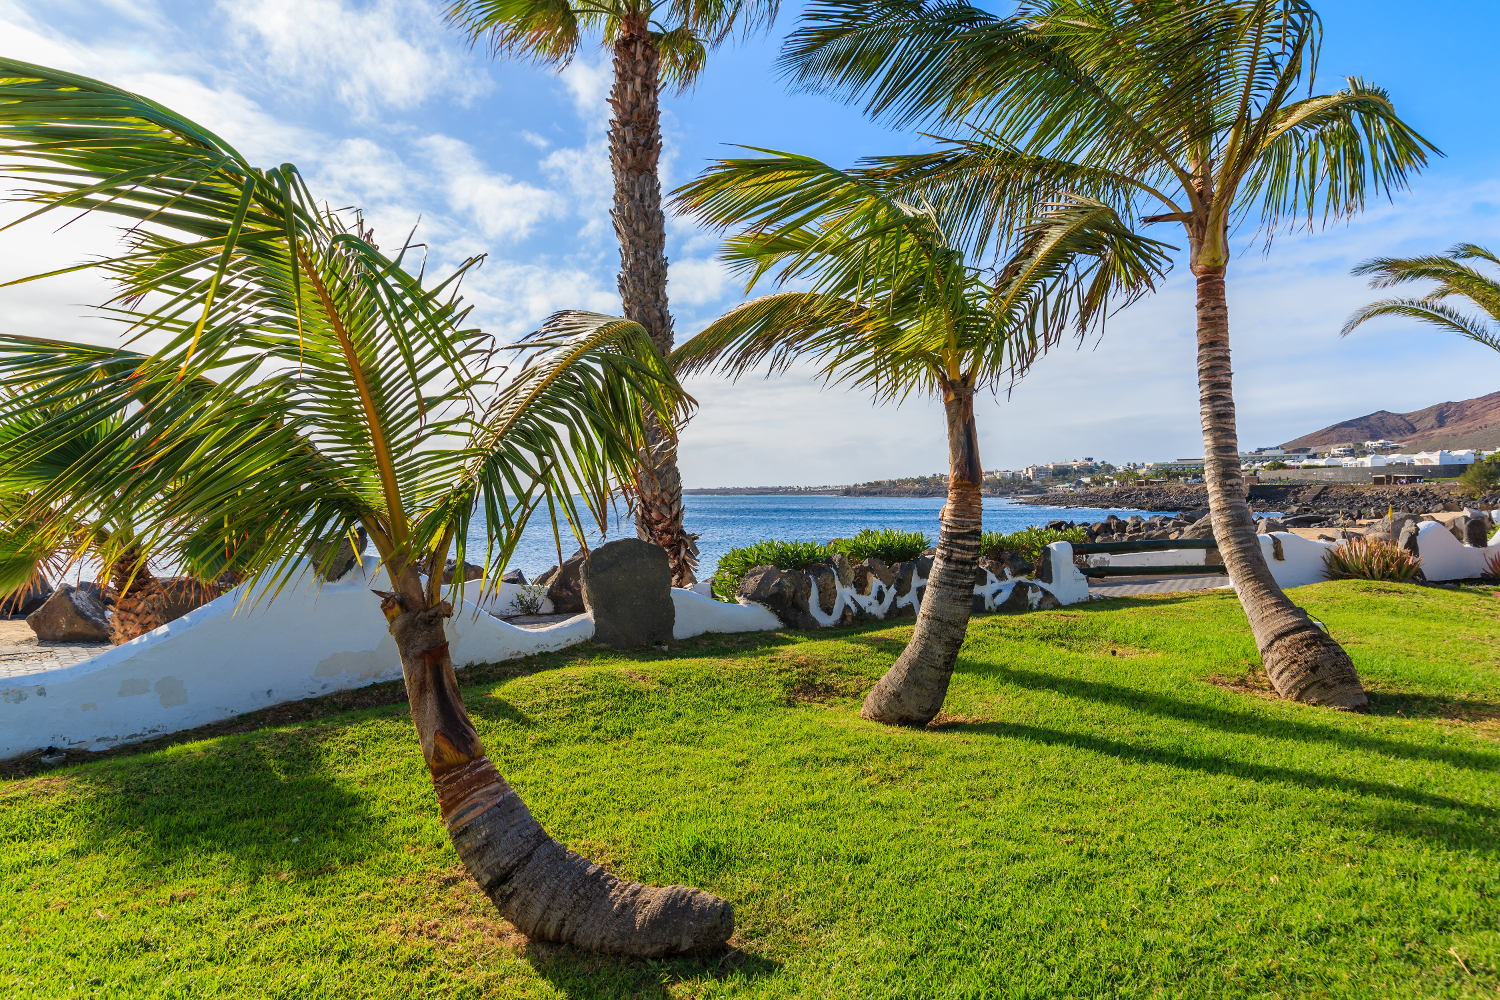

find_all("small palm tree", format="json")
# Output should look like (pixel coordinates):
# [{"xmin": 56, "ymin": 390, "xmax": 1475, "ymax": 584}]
[
  {"xmin": 1344, "ymin": 244, "xmax": 1500, "ymax": 355},
  {"xmin": 674, "ymin": 151, "xmax": 1167, "ymax": 725},
  {"xmin": 0, "ymin": 60, "xmax": 728, "ymax": 956},
  {"xmin": 444, "ymin": 0, "xmax": 781, "ymax": 587},
  {"xmin": 779, "ymin": 0, "xmax": 1438, "ymax": 709}
]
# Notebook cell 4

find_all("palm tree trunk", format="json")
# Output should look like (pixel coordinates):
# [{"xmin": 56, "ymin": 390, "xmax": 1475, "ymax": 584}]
[
  {"xmin": 109, "ymin": 547, "xmax": 167, "ymax": 644},
  {"xmin": 861, "ymin": 381, "xmax": 982, "ymax": 725},
  {"xmin": 378, "ymin": 568, "xmax": 733, "ymax": 955},
  {"xmin": 610, "ymin": 19, "xmax": 699, "ymax": 587},
  {"xmin": 1195, "ymin": 268, "xmax": 1367, "ymax": 708}
]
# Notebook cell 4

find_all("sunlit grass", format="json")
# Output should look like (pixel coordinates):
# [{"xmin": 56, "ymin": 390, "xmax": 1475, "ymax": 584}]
[{"xmin": 3, "ymin": 580, "xmax": 1498, "ymax": 998}]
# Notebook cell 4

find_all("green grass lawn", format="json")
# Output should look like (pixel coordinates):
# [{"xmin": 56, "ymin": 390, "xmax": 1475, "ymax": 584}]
[{"xmin": 4, "ymin": 580, "xmax": 1498, "ymax": 998}]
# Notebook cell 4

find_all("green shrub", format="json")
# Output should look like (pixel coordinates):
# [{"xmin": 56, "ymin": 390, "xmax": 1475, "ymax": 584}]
[
  {"xmin": 712, "ymin": 539, "xmax": 830, "ymax": 600},
  {"xmin": 1459, "ymin": 458, "xmax": 1500, "ymax": 490},
  {"xmin": 827, "ymin": 528, "xmax": 931, "ymax": 564},
  {"xmin": 1322, "ymin": 538, "xmax": 1422, "ymax": 583},
  {"xmin": 981, "ymin": 525, "xmax": 1086, "ymax": 564}
]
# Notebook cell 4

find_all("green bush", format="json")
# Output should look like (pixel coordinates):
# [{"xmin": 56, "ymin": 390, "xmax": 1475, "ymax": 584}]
[
  {"xmin": 711, "ymin": 529, "xmax": 934, "ymax": 600},
  {"xmin": 711, "ymin": 539, "xmax": 830, "ymax": 600},
  {"xmin": 981, "ymin": 525, "xmax": 1086, "ymax": 564},
  {"xmin": 1459, "ymin": 458, "xmax": 1500, "ymax": 490},
  {"xmin": 1322, "ymin": 537, "xmax": 1422, "ymax": 583},
  {"xmin": 827, "ymin": 528, "xmax": 931, "ymax": 564}
]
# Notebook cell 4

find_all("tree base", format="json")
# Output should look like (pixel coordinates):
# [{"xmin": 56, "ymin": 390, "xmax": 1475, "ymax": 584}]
[
  {"xmin": 440, "ymin": 757, "xmax": 734, "ymax": 956},
  {"xmin": 1263, "ymin": 627, "xmax": 1368, "ymax": 710}
]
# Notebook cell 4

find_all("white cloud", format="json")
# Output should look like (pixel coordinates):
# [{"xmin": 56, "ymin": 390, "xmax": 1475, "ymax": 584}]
[
  {"xmin": 667, "ymin": 256, "xmax": 736, "ymax": 307},
  {"xmin": 419, "ymin": 135, "xmax": 563, "ymax": 242},
  {"xmin": 520, "ymin": 130, "xmax": 551, "ymax": 149},
  {"xmin": 220, "ymin": 0, "xmax": 489, "ymax": 118}
]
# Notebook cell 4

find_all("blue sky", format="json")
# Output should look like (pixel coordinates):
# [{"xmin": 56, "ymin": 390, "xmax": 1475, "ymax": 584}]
[{"xmin": 3, "ymin": 0, "xmax": 1498, "ymax": 485}]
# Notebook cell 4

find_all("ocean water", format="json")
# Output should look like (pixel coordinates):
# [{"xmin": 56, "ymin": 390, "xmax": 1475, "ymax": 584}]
[{"xmin": 469, "ymin": 495, "xmax": 1163, "ymax": 581}]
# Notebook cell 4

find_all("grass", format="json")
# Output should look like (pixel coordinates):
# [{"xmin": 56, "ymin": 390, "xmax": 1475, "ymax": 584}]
[{"xmin": 4, "ymin": 580, "xmax": 1500, "ymax": 998}]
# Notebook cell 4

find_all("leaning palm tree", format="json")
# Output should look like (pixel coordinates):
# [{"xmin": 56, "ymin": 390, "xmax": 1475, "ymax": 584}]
[
  {"xmin": 444, "ymin": 0, "xmax": 781, "ymax": 587},
  {"xmin": 779, "ymin": 0, "xmax": 1439, "ymax": 709},
  {"xmin": 674, "ymin": 151, "xmax": 1168, "ymax": 725},
  {"xmin": 1344, "ymin": 244, "xmax": 1500, "ymax": 356},
  {"xmin": 0, "ymin": 60, "xmax": 730, "ymax": 956}
]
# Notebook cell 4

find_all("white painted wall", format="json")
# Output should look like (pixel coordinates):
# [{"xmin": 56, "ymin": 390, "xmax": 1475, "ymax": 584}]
[
  {"xmin": 672, "ymin": 590, "xmax": 779, "ymax": 638},
  {"xmin": 1, "ymin": 555, "xmax": 596, "ymax": 758}
]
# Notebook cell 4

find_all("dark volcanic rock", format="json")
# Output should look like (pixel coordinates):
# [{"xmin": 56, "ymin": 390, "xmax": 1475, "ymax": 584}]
[
  {"xmin": 542, "ymin": 547, "xmax": 588, "ymax": 615},
  {"xmin": 443, "ymin": 559, "xmax": 484, "ymax": 584},
  {"xmin": 738, "ymin": 565, "xmax": 816, "ymax": 629},
  {"xmin": 27, "ymin": 584, "xmax": 111, "ymax": 642},
  {"xmin": 305, "ymin": 529, "xmax": 368, "ymax": 582},
  {"xmin": 807, "ymin": 564, "xmax": 839, "ymax": 615},
  {"xmin": 501, "ymin": 568, "xmax": 527, "ymax": 585},
  {"xmin": 582, "ymin": 538, "xmax": 674, "ymax": 649},
  {"xmin": 1397, "ymin": 522, "xmax": 1422, "ymax": 557},
  {"xmin": 159, "ymin": 577, "xmax": 221, "ymax": 623}
]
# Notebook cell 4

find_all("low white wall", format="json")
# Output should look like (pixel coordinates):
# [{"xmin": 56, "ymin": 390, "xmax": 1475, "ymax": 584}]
[
  {"xmin": 1085, "ymin": 549, "xmax": 1208, "ymax": 568},
  {"xmin": 0, "ymin": 556, "xmax": 601, "ymax": 758},
  {"xmin": 1410, "ymin": 520, "xmax": 1499, "ymax": 581},
  {"xmin": 672, "ymin": 590, "xmax": 779, "ymax": 638},
  {"xmin": 0, "ymin": 557, "xmax": 801, "ymax": 759}
]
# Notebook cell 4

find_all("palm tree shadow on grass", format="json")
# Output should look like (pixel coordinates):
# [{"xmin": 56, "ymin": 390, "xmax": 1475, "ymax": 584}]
[
  {"xmin": 953, "ymin": 663, "xmax": 1500, "ymax": 775},
  {"xmin": 927, "ymin": 715, "xmax": 1498, "ymax": 845},
  {"xmin": 54, "ymin": 741, "xmax": 383, "ymax": 874}
]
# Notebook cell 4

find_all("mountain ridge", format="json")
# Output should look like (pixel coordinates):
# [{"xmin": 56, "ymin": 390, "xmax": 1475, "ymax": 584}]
[{"xmin": 1281, "ymin": 391, "xmax": 1500, "ymax": 452}]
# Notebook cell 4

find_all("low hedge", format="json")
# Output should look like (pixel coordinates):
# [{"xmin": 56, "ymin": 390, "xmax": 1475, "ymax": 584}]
[{"xmin": 711, "ymin": 528, "xmax": 931, "ymax": 600}]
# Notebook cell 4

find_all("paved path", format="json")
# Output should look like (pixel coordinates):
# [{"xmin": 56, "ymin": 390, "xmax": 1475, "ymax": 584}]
[
  {"xmin": 1089, "ymin": 574, "xmax": 1233, "ymax": 598},
  {"xmin": 0, "ymin": 620, "xmax": 109, "ymax": 680}
]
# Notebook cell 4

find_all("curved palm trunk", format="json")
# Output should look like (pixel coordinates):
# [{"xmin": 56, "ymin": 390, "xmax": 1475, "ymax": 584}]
[
  {"xmin": 611, "ymin": 20, "xmax": 699, "ymax": 586},
  {"xmin": 1195, "ymin": 269, "xmax": 1367, "ymax": 708},
  {"xmin": 378, "ymin": 569, "xmax": 732, "ymax": 955},
  {"xmin": 109, "ymin": 547, "xmax": 167, "ymax": 644},
  {"xmin": 862, "ymin": 382, "xmax": 982, "ymax": 725}
]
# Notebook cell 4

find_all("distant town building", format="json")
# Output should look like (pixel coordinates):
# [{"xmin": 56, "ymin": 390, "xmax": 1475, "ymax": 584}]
[{"xmin": 1145, "ymin": 458, "xmax": 1205, "ymax": 471}]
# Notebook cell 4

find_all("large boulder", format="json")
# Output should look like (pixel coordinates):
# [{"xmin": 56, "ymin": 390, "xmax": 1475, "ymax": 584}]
[
  {"xmin": 3, "ymin": 578, "xmax": 52, "ymax": 617},
  {"xmin": 807, "ymin": 564, "xmax": 840, "ymax": 615},
  {"xmin": 305, "ymin": 529, "xmax": 368, "ymax": 582},
  {"xmin": 1397, "ymin": 521, "xmax": 1422, "ymax": 557},
  {"xmin": 1256, "ymin": 517, "xmax": 1287, "ymax": 535},
  {"xmin": 737, "ymin": 565, "xmax": 816, "ymax": 629},
  {"xmin": 1459, "ymin": 517, "xmax": 1490, "ymax": 548},
  {"xmin": 537, "ymin": 547, "xmax": 587, "ymax": 614},
  {"xmin": 26, "ymin": 584, "xmax": 111, "ymax": 642},
  {"xmin": 159, "ymin": 577, "xmax": 221, "ymax": 623},
  {"xmin": 1180, "ymin": 517, "xmax": 1216, "ymax": 540},
  {"xmin": 581, "ymin": 538, "xmax": 674, "ymax": 649},
  {"xmin": 442, "ymin": 559, "xmax": 484, "ymax": 584},
  {"xmin": 501, "ymin": 568, "xmax": 527, "ymax": 585}
]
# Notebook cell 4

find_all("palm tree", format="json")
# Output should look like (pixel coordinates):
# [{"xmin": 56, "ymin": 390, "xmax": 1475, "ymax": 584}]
[
  {"xmin": 443, "ymin": 0, "xmax": 781, "ymax": 587},
  {"xmin": 0, "ymin": 60, "xmax": 730, "ymax": 956},
  {"xmin": 673, "ymin": 151, "xmax": 1168, "ymax": 725},
  {"xmin": 1344, "ymin": 244, "xmax": 1500, "ymax": 356},
  {"xmin": 779, "ymin": 0, "xmax": 1439, "ymax": 709}
]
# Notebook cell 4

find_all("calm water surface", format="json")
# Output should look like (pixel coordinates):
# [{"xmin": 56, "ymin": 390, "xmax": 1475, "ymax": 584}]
[{"xmin": 474, "ymin": 495, "xmax": 1163, "ymax": 580}]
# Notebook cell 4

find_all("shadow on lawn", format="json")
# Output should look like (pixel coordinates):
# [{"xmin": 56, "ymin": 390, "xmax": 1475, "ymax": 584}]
[
  {"xmin": 938, "ymin": 717, "xmax": 1498, "ymax": 842},
  {"xmin": 962, "ymin": 664, "xmax": 1500, "ymax": 775},
  {"xmin": 53, "ymin": 734, "xmax": 387, "ymax": 874},
  {"xmin": 525, "ymin": 942, "xmax": 781, "ymax": 999}
]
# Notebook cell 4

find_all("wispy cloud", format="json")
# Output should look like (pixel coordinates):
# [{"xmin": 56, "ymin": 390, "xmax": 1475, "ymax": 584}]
[{"xmin": 220, "ymin": 0, "xmax": 490, "ymax": 118}]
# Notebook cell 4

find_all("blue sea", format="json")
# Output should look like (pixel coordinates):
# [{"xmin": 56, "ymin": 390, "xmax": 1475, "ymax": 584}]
[{"xmin": 471, "ymin": 495, "xmax": 1162, "ymax": 581}]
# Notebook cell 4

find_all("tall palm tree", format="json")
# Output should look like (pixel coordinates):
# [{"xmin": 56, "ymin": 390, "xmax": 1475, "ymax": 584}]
[
  {"xmin": 1344, "ymin": 244, "xmax": 1500, "ymax": 355},
  {"xmin": 674, "ymin": 151, "xmax": 1168, "ymax": 725},
  {"xmin": 779, "ymin": 0, "xmax": 1439, "ymax": 709},
  {"xmin": 444, "ymin": 0, "xmax": 781, "ymax": 587},
  {"xmin": 0, "ymin": 60, "xmax": 730, "ymax": 956}
]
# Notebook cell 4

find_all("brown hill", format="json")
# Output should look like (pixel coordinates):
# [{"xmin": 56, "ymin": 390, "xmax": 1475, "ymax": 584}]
[{"xmin": 1282, "ymin": 391, "xmax": 1500, "ymax": 452}]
